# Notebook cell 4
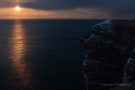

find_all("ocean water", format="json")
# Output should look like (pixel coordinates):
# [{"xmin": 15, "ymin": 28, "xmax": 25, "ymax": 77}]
[{"xmin": 0, "ymin": 19, "xmax": 102, "ymax": 90}]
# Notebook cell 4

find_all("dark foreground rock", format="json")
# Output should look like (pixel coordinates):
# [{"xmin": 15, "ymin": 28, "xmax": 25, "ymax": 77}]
[{"xmin": 81, "ymin": 20, "xmax": 135, "ymax": 90}]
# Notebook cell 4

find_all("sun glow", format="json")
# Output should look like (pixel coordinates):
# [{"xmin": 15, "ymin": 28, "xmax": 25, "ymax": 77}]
[{"xmin": 15, "ymin": 6, "xmax": 22, "ymax": 12}]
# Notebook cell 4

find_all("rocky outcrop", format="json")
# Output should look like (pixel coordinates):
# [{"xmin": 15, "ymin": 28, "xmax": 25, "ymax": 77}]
[
  {"xmin": 123, "ymin": 48, "xmax": 135, "ymax": 83},
  {"xmin": 81, "ymin": 20, "xmax": 135, "ymax": 90}
]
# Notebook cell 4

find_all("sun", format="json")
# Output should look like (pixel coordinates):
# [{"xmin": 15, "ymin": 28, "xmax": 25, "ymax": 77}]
[{"xmin": 15, "ymin": 6, "xmax": 22, "ymax": 12}]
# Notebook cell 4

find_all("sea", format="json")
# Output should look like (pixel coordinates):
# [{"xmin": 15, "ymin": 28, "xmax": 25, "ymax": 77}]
[{"xmin": 0, "ymin": 19, "xmax": 102, "ymax": 90}]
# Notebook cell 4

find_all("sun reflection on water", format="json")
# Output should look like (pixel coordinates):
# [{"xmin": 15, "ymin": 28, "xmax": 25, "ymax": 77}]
[{"xmin": 9, "ymin": 20, "xmax": 32, "ymax": 89}]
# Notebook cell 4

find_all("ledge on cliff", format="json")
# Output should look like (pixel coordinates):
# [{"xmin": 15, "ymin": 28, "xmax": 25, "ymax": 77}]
[{"xmin": 111, "ymin": 83, "xmax": 135, "ymax": 90}]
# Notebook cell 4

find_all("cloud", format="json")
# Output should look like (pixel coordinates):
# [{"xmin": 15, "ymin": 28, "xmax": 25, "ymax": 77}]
[
  {"xmin": 0, "ymin": 0, "xmax": 135, "ymax": 19},
  {"xmin": 0, "ymin": 7, "xmax": 113, "ymax": 19},
  {"xmin": 18, "ymin": 0, "xmax": 135, "ymax": 19}
]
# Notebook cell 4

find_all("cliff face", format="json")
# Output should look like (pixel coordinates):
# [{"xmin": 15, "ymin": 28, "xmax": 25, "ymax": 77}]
[{"xmin": 81, "ymin": 20, "xmax": 135, "ymax": 90}]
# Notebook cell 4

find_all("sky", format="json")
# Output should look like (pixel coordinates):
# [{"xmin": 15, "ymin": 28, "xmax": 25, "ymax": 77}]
[{"xmin": 0, "ymin": 0, "xmax": 134, "ymax": 19}]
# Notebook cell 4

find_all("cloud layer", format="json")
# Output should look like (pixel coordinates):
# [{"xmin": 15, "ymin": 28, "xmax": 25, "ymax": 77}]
[
  {"xmin": 0, "ymin": 0, "xmax": 135, "ymax": 19},
  {"xmin": 0, "ymin": 7, "xmax": 113, "ymax": 19}
]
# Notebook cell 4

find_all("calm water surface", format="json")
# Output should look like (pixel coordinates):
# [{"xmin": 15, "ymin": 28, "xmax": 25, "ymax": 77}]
[{"xmin": 0, "ymin": 19, "xmax": 101, "ymax": 90}]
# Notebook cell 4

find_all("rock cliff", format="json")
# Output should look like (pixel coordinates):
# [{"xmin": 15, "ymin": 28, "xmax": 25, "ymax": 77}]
[{"xmin": 81, "ymin": 20, "xmax": 135, "ymax": 90}]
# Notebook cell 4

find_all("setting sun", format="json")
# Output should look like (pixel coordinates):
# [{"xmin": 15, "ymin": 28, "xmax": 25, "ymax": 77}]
[{"xmin": 15, "ymin": 6, "xmax": 22, "ymax": 12}]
